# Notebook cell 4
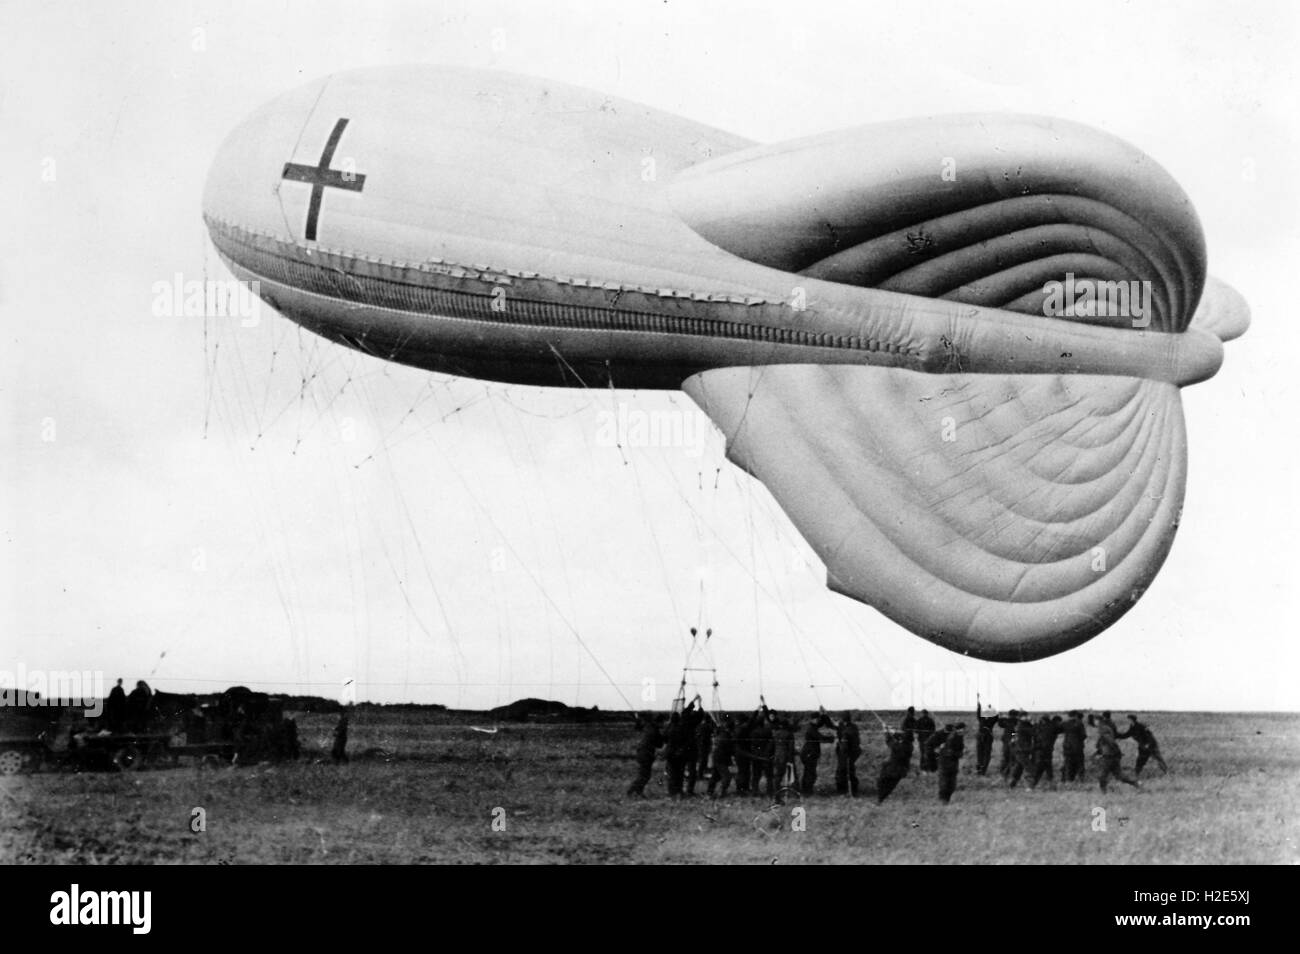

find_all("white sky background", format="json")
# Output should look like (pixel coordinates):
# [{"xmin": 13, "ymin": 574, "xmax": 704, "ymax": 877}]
[{"xmin": 2, "ymin": 0, "xmax": 1297, "ymax": 712}]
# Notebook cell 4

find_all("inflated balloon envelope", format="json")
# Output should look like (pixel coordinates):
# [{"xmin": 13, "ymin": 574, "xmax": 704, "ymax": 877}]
[{"xmin": 203, "ymin": 66, "xmax": 1249, "ymax": 663}]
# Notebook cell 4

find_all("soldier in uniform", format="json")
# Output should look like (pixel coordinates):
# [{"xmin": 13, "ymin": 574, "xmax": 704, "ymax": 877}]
[
  {"xmin": 900, "ymin": 707, "xmax": 917, "ymax": 741},
  {"xmin": 688, "ymin": 708, "xmax": 714, "ymax": 796},
  {"xmin": 771, "ymin": 714, "xmax": 797, "ymax": 797},
  {"xmin": 899, "ymin": 712, "xmax": 920, "ymax": 779},
  {"xmin": 1029, "ymin": 714, "xmax": 1060, "ymax": 789},
  {"xmin": 997, "ymin": 709, "xmax": 1019, "ymax": 778},
  {"xmin": 876, "ymin": 727, "xmax": 911, "ymax": 804},
  {"xmin": 628, "ymin": 713, "xmax": 666, "ymax": 796},
  {"xmin": 707, "ymin": 716, "xmax": 736, "ymax": 798},
  {"xmin": 663, "ymin": 711, "xmax": 690, "ymax": 798},
  {"xmin": 1007, "ymin": 712, "xmax": 1035, "ymax": 787},
  {"xmin": 915, "ymin": 709, "xmax": 937, "ymax": 772},
  {"xmin": 105, "ymin": 678, "xmax": 127, "ymax": 733},
  {"xmin": 126, "ymin": 680, "xmax": 153, "ymax": 733},
  {"xmin": 1094, "ymin": 718, "xmax": 1140, "ymax": 792},
  {"xmin": 835, "ymin": 711, "xmax": 862, "ymax": 796},
  {"xmin": 749, "ymin": 705, "xmax": 775, "ymax": 798},
  {"xmin": 800, "ymin": 710, "xmax": 836, "ymax": 795},
  {"xmin": 921, "ymin": 720, "xmax": 948, "ymax": 775},
  {"xmin": 681, "ymin": 696, "xmax": 704, "ymax": 796},
  {"xmin": 1117, "ymin": 714, "xmax": 1168, "ymax": 776},
  {"xmin": 937, "ymin": 723, "xmax": 966, "ymax": 803},
  {"xmin": 974, "ymin": 699, "xmax": 999, "ymax": 776},
  {"xmin": 734, "ymin": 711, "xmax": 754, "ymax": 795},
  {"xmin": 331, "ymin": 709, "xmax": 349, "ymax": 763},
  {"xmin": 1059, "ymin": 710, "xmax": 1087, "ymax": 782}
]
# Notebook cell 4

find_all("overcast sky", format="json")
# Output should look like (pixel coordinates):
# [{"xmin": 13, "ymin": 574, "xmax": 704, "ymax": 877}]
[{"xmin": 3, "ymin": 0, "xmax": 1297, "ymax": 713}]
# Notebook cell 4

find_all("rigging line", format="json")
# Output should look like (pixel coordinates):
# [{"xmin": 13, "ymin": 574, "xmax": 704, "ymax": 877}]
[
  {"xmin": 301, "ymin": 361, "xmax": 376, "ymax": 700},
  {"xmin": 751, "ymin": 509, "xmax": 823, "ymax": 709},
  {"xmin": 282, "ymin": 365, "xmax": 355, "ymax": 451},
  {"xmin": 325, "ymin": 376, "xmax": 375, "ymax": 697},
  {"xmin": 464, "ymin": 384, "xmax": 560, "ymax": 699},
  {"xmin": 353, "ymin": 377, "xmax": 440, "ymax": 467},
  {"xmin": 745, "ymin": 486, "xmax": 900, "ymax": 691},
  {"xmin": 633, "ymin": 447, "xmax": 896, "ymax": 725},
  {"xmin": 604, "ymin": 370, "xmax": 689, "ymax": 651},
  {"xmin": 546, "ymin": 342, "xmax": 689, "ymax": 658},
  {"xmin": 485, "ymin": 382, "xmax": 583, "ymax": 704},
  {"xmin": 351, "ymin": 385, "xmax": 466, "ymax": 465},
  {"xmin": 291, "ymin": 326, "xmax": 320, "ymax": 451},
  {"xmin": 728, "ymin": 363, "xmax": 770, "ymax": 458},
  {"xmin": 208, "ymin": 356, "xmax": 305, "ymax": 673},
  {"xmin": 201, "ymin": 232, "xmax": 215, "ymax": 440},
  {"xmin": 362, "ymin": 389, "xmax": 470, "ymax": 693},
  {"xmin": 256, "ymin": 318, "xmax": 286, "ymax": 428},
  {"xmin": 491, "ymin": 387, "xmax": 593, "ymax": 419},
  {"xmin": 696, "ymin": 577, "xmax": 706, "ymax": 633},
  {"xmin": 363, "ymin": 373, "xmax": 481, "ymax": 704},
  {"xmin": 416, "ymin": 420, "xmax": 634, "ymax": 711},
  {"xmin": 741, "ymin": 480, "xmax": 911, "ymax": 705},
  {"xmin": 559, "ymin": 346, "xmax": 695, "ymax": 655},
  {"xmin": 225, "ymin": 319, "xmax": 271, "ymax": 446},
  {"xmin": 274, "ymin": 73, "xmax": 333, "ymax": 239},
  {"xmin": 742, "ymin": 465, "xmax": 765, "ymax": 696}
]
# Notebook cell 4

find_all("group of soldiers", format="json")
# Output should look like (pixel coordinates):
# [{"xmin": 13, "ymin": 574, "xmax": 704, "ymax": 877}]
[
  {"xmin": 628, "ymin": 697, "xmax": 1167, "ymax": 804},
  {"xmin": 103, "ymin": 678, "xmax": 154, "ymax": 733},
  {"xmin": 627, "ymin": 697, "xmax": 860, "ymax": 801},
  {"xmin": 971, "ymin": 704, "xmax": 1167, "ymax": 794}
]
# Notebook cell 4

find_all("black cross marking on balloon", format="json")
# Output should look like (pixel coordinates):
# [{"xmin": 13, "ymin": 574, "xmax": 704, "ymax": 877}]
[{"xmin": 281, "ymin": 118, "xmax": 366, "ymax": 242}]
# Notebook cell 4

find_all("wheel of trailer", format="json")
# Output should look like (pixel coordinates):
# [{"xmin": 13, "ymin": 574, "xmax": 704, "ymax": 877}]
[
  {"xmin": 0, "ymin": 747, "xmax": 34, "ymax": 776},
  {"xmin": 199, "ymin": 753, "xmax": 223, "ymax": 770},
  {"xmin": 112, "ymin": 745, "xmax": 143, "ymax": 772}
]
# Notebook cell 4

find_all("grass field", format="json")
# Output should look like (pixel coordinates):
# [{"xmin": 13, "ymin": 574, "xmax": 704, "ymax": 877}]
[{"xmin": 3, "ymin": 710, "xmax": 1297, "ymax": 864}]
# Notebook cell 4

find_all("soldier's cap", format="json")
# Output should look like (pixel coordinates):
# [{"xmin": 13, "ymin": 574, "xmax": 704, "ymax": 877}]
[
  {"xmin": 943, "ymin": 723, "xmax": 954, "ymax": 731},
  {"xmin": 1102, "ymin": 710, "xmax": 1111, "ymax": 718},
  {"xmin": 1069, "ymin": 710, "xmax": 1082, "ymax": 718},
  {"xmin": 1128, "ymin": 714, "xmax": 1138, "ymax": 721},
  {"xmin": 954, "ymin": 722, "xmax": 967, "ymax": 730}
]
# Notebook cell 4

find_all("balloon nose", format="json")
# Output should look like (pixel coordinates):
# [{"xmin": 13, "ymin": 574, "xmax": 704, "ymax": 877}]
[{"xmin": 202, "ymin": 76, "xmax": 333, "ymax": 246}]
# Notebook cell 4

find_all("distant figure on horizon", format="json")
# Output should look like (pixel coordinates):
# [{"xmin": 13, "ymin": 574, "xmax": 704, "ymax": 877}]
[
  {"xmin": 106, "ymin": 678, "xmax": 127, "ymax": 732},
  {"xmin": 332, "ymin": 710, "xmax": 350, "ymax": 763},
  {"xmin": 126, "ymin": 680, "xmax": 152, "ymax": 732}
]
